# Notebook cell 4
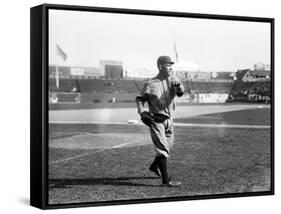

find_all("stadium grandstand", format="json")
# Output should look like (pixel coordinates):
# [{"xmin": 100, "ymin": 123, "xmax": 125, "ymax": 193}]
[
  {"xmin": 229, "ymin": 64, "xmax": 271, "ymax": 103},
  {"xmin": 229, "ymin": 81, "xmax": 271, "ymax": 103},
  {"xmin": 49, "ymin": 79, "xmax": 144, "ymax": 94},
  {"xmin": 49, "ymin": 63, "xmax": 271, "ymax": 106},
  {"xmin": 185, "ymin": 81, "xmax": 233, "ymax": 94},
  {"xmin": 49, "ymin": 78, "xmax": 145, "ymax": 104}
]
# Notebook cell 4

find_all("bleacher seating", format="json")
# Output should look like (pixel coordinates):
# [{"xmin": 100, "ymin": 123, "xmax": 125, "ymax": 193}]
[
  {"xmin": 49, "ymin": 78, "xmax": 236, "ymax": 96},
  {"xmin": 232, "ymin": 81, "xmax": 271, "ymax": 94},
  {"xmin": 77, "ymin": 79, "xmax": 145, "ymax": 93},
  {"xmin": 49, "ymin": 79, "xmax": 145, "ymax": 94},
  {"xmin": 184, "ymin": 81, "xmax": 234, "ymax": 93}
]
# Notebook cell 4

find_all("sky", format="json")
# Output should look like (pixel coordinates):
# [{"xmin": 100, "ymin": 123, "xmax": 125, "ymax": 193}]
[{"xmin": 49, "ymin": 9, "xmax": 271, "ymax": 74}]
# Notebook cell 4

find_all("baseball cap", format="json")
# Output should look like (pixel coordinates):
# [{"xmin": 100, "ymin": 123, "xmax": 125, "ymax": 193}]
[{"xmin": 157, "ymin": 56, "xmax": 174, "ymax": 65}]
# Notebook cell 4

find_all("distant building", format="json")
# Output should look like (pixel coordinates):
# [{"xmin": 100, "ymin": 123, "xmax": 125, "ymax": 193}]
[
  {"xmin": 252, "ymin": 70, "xmax": 271, "ymax": 79},
  {"xmin": 211, "ymin": 72, "xmax": 236, "ymax": 81},
  {"xmin": 236, "ymin": 69, "xmax": 256, "ymax": 82},
  {"xmin": 100, "ymin": 60, "xmax": 123, "ymax": 79},
  {"xmin": 128, "ymin": 68, "xmax": 155, "ymax": 79},
  {"xmin": 254, "ymin": 63, "xmax": 266, "ymax": 71},
  {"xmin": 236, "ymin": 68, "xmax": 271, "ymax": 82},
  {"xmin": 49, "ymin": 65, "xmax": 102, "ymax": 79},
  {"xmin": 265, "ymin": 64, "xmax": 270, "ymax": 71},
  {"xmin": 252, "ymin": 63, "xmax": 271, "ymax": 79},
  {"xmin": 184, "ymin": 71, "xmax": 212, "ymax": 81},
  {"xmin": 49, "ymin": 65, "xmax": 71, "ymax": 78},
  {"xmin": 70, "ymin": 67, "xmax": 102, "ymax": 78}
]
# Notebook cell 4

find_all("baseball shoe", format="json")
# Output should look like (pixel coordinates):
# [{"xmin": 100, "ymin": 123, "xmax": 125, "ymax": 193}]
[
  {"xmin": 149, "ymin": 164, "xmax": 161, "ymax": 177},
  {"xmin": 162, "ymin": 180, "xmax": 182, "ymax": 187}
]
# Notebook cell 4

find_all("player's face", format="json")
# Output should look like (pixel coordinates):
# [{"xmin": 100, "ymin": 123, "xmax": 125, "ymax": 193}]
[{"xmin": 160, "ymin": 63, "xmax": 173, "ymax": 76}]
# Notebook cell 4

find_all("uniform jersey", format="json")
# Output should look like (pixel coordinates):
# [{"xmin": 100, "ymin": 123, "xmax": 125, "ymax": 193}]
[{"xmin": 136, "ymin": 75, "xmax": 184, "ymax": 118}]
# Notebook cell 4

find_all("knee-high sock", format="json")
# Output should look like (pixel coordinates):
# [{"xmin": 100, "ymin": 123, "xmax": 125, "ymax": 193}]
[
  {"xmin": 151, "ymin": 156, "xmax": 159, "ymax": 168},
  {"xmin": 158, "ymin": 155, "xmax": 169, "ymax": 183}
]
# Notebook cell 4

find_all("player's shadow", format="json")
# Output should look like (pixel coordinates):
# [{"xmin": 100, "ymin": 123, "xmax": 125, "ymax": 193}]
[{"xmin": 49, "ymin": 176, "xmax": 159, "ymax": 189}]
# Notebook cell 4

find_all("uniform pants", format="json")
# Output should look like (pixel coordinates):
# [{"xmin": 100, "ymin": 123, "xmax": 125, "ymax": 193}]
[{"xmin": 149, "ymin": 118, "xmax": 174, "ymax": 158}]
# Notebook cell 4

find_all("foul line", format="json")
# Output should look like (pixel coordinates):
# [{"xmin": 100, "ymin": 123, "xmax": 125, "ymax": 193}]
[
  {"xmin": 50, "ymin": 142, "xmax": 131, "ymax": 165},
  {"xmin": 50, "ymin": 143, "xmax": 131, "ymax": 165},
  {"xmin": 50, "ymin": 149, "xmax": 103, "ymax": 164},
  {"xmin": 174, "ymin": 123, "xmax": 270, "ymax": 129},
  {"xmin": 49, "ymin": 120, "xmax": 270, "ymax": 129},
  {"xmin": 49, "ymin": 121, "xmax": 269, "ymax": 164}
]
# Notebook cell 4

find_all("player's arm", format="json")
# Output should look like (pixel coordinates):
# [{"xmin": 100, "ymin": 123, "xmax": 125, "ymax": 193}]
[
  {"xmin": 136, "ymin": 81, "xmax": 150, "ymax": 115},
  {"xmin": 136, "ymin": 95, "xmax": 148, "ymax": 115}
]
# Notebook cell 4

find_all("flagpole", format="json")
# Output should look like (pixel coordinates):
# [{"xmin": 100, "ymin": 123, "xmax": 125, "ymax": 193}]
[
  {"xmin": 55, "ymin": 63, "xmax": 59, "ymax": 89},
  {"xmin": 55, "ymin": 44, "xmax": 60, "ymax": 89},
  {"xmin": 174, "ymin": 40, "xmax": 179, "ymax": 63}
]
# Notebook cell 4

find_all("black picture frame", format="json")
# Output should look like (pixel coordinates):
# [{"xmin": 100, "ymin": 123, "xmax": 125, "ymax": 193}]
[{"xmin": 30, "ymin": 3, "xmax": 274, "ymax": 209}]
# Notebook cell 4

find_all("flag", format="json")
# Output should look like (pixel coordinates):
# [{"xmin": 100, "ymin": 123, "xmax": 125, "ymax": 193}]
[
  {"xmin": 174, "ymin": 41, "xmax": 178, "ymax": 63},
  {"xmin": 56, "ymin": 44, "xmax": 67, "ymax": 61}
]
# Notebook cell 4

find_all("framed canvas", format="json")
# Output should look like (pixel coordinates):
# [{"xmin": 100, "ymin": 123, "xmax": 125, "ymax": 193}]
[{"xmin": 30, "ymin": 3, "xmax": 274, "ymax": 209}]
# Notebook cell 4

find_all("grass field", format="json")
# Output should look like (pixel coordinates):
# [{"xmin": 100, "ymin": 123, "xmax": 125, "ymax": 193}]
[
  {"xmin": 48, "ymin": 107, "xmax": 272, "ymax": 204},
  {"xmin": 174, "ymin": 107, "xmax": 271, "ymax": 125}
]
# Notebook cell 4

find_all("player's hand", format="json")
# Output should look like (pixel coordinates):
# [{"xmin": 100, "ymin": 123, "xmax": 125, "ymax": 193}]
[
  {"xmin": 172, "ymin": 78, "xmax": 181, "ymax": 87},
  {"xmin": 172, "ymin": 78, "xmax": 184, "ymax": 96}
]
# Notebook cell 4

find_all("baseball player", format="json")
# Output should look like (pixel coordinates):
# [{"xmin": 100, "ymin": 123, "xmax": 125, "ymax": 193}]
[{"xmin": 136, "ymin": 55, "xmax": 184, "ymax": 187}]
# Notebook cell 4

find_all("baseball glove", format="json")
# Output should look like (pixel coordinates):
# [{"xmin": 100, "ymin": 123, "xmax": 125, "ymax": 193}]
[
  {"xmin": 153, "ymin": 113, "xmax": 170, "ymax": 123},
  {"xmin": 140, "ymin": 111, "xmax": 154, "ymax": 127}
]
